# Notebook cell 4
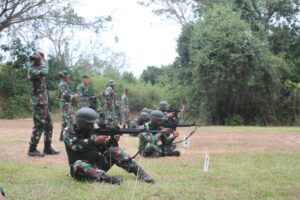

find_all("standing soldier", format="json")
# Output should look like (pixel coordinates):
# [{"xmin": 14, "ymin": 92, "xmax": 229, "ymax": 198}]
[
  {"xmin": 77, "ymin": 75, "xmax": 91, "ymax": 109},
  {"xmin": 58, "ymin": 70, "xmax": 79, "ymax": 141},
  {"xmin": 102, "ymin": 80, "xmax": 118, "ymax": 125},
  {"xmin": 121, "ymin": 88, "xmax": 131, "ymax": 128},
  {"xmin": 27, "ymin": 50, "xmax": 59, "ymax": 157}
]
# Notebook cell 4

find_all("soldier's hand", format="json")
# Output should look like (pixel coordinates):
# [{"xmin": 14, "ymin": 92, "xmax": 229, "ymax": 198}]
[
  {"xmin": 95, "ymin": 135, "xmax": 108, "ymax": 144},
  {"xmin": 173, "ymin": 131, "xmax": 180, "ymax": 138},
  {"xmin": 113, "ymin": 135, "xmax": 121, "ymax": 141},
  {"xmin": 161, "ymin": 128, "xmax": 171, "ymax": 134},
  {"xmin": 167, "ymin": 112, "xmax": 175, "ymax": 118},
  {"xmin": 72, "ymin": 93, "xmax": 79, "ymax": 99}
]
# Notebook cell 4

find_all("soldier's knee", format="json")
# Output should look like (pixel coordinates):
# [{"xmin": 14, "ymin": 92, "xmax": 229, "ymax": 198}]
[{"xmin": 72, "ymin": 160, "xmax": 104, "ymax": 182}]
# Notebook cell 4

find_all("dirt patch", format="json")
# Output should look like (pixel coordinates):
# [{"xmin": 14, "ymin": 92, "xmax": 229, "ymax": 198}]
[{"xmin": 0, "ymin": 119, "xmax": 299, "ymax": 165}]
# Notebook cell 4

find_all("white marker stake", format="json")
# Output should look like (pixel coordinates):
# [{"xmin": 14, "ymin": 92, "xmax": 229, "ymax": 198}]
[
  {"xmin": 182, "ymin": 135, "xmax": 190, "ymax": 156},
  {"xmin": 203, "ymin": 152, "xmax": 210, "ymax": 172}
]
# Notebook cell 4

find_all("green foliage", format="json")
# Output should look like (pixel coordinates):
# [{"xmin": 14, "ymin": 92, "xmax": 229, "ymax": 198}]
[
  {"xmin": 3, "ymin": 95, "xmax": 32, "ymax": 119},
  {"xmin": 189, "ymin": 4, "xmax": 289, "ymax": 124}
]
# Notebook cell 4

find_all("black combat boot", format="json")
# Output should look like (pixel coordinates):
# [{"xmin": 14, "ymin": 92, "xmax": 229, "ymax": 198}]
[
  {"xmin": 99, "ymin": 174, "xmax": 123, "ymax": 185},
  {"xmin": 43, "ymin": 141, "xmax": 60, "ymax": 155},
  {"xmin": 134, "ymin": 167, "xmax": 154, "ymax": 183},
  {"xmin": 28, "ymin": 144, "xmax": 45, "ymax": 157}
]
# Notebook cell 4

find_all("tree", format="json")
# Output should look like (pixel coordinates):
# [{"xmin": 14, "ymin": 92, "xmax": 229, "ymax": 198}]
[
  {"xmin": 189, "ymin": 4, "xmax": 287, "ymax": 124},
  {"xmin": 138, "ymin": 0, "xmax": 199, "ymax": 25},
  {"xmin": 140, "ymin": 66, "xmax": 162, "ymax": 85}
]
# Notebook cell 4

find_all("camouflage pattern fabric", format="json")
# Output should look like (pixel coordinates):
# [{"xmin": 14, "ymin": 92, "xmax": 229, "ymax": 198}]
[
  {"xmin": 139, "ymin": 123, "xmax": 162, "ymax": 157},
  {"xmin": 72, "ymin": 160, "xmax": 105, "ymax": 182},
  {"xmin": 30, "ymin": 101, "xmax": 53, "ymax": 145},
  {"xmin": 28, "ymin": 61, "xmax": 53, "ymax": 145},
  {"xmin": 160, "ymin": 133, "xmax": 177, "ymax": 154},
  {"xmin": 129, "ymin": 119, "xmax": 139, "ymax": 129},
  {"xmin": 63, "ymin": 126, "xmax": 139, "ymax": 180},
  {"xmin": 121, "ymin": 94, "xmax": 130, "ymax": 127},
  {"xmin": 58, "ymin": 80, "xmax": 74, "ymax": 135},
  {"xmin": 77, "ymin": 83, "xmax": 90, "ymax": 109},
  {"xmin": 102, "ymin": 86, "xmax": 118, "ymax": 125},
  {"xmin": 27, "ymin": 61, "xmax": 49, "ymax": 105}
]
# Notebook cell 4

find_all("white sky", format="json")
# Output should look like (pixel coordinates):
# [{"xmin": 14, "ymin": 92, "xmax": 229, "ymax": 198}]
[{"xmin": 74, "ymin": 0, "xmax": 181, "ymax": 76}]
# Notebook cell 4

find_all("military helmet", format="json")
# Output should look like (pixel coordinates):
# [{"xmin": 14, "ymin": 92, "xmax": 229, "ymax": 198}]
[
  {"xmin": 138, "ymin": 112, "xmax": 149, "ymax": 122},
  {"xmin": 75, "ymin": 107, "xmax": 98, "ymax": 128},
  {"xmin": 59, "ymin": 70, "xmax": 69, "ymax": 78},
  {"xmin": 142, "ymin": 108, "xmax": 153, "ymax": 114},
  {"xmin": 107, "ymin": 80, "xmax": 116, "ymax": 86},
  {"xmin": 149, "ymin": 110, "xmax": 166, "ymax": 122},
  {"xmin": 159, "ymin": 101, "xmax": 169, "ymax": 112}
]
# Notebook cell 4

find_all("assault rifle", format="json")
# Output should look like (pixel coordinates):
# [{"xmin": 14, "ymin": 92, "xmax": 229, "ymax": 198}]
[
  {"xmin": 163, "ymin": 119, "xmax": 197, "ymax": 131},
  {"xmin": 89, "ymin": 125, "xmax": 169, "ymax": 136}
]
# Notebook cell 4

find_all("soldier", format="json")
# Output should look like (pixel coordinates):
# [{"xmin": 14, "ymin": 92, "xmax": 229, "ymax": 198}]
[
  {"xmin": 102, "ymin": 80, "xmax": 118, "ymax": 125},
  {"xmin": 139, "ymin": 110, "xmax": 180, "ymax": 157},
  {"xmin": 63, "ymin": 107, "xmax": 154, "ymax": 184},
  {"xmin": 130, "ymin": 112, "xmax": 149, "ymax": 129},
  {"xmin": 158, "ymin": 101, "xmax": 181, "ymax": 156},
  {"xmin": 121, "ymin": 88, "xmax": 131, "ymax": 128},
  {"xmin": 27, "ymin": 50, "xmax": 59, "ymax": 157},
  {"xmin": 77, "ymin": 75, "xmax": 91, "ymax": 109},
  {"xmin": 58, "ymin": 70, "xmax": 79, "ymax": 141}
]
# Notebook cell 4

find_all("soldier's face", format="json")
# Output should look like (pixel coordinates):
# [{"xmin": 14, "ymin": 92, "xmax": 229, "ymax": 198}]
[
  {"xmin": 153, "ymin": 119, "xmax": 163, "ymax": 126},
  {"xmin": 83, "ymin": 78, "xmax": 90, "ymax": 85},
  {"xmin": 33, "ymin": 52, "xmax": 43, "ymax": 65}
]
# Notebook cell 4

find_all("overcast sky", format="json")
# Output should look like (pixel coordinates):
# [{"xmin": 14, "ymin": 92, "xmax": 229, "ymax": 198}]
[{"xmin": 74, "ymin": 0, "xmax": 181, "ymax": 76}]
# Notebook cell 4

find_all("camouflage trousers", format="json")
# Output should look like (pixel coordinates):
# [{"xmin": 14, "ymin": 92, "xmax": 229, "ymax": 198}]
[
  {"xmin": 60, "ymin": 102, "xmax": 74, "ymax": 132},
  {"xmin": 122, "ymin": 111, "xmax": 131, "ymax": 127},
  {"xmin": 30, "ymin": 104, "xmax": 53, "ymax": 145},
  {"xmin": 72, "ymin": 147, "xmax": 139, "ymax": 181},
  {"xmin": 141, "ymin": 143, "xmax": 162, "ymax": 157},
  {"xmin": 104, "ymin": 108, "xmax": 119, "ymax": 125},
  {"xmin": 141, "ymin": 143, "xmax": 177, "ymax": 157},
  {"xmin": 78, "ymin": 100, "xmax": 90, "ymax": 109}
]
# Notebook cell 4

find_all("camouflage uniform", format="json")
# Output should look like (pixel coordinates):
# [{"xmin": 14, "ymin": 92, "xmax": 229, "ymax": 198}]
[
  {"xmin": 63, "ymin": 126, "xmax": 150, "ymax": 181},
  {"xmin": 130, "ymin": 119, "xmax": 140, "ymax": 129},
  {"xmin": 103, "ymin": 86, "xmax": 118, "ymax": 125},
  {"xmin": 28, "ymin": 61, "xmax": 53, "ymax": 145},
  {"xmin": 77, "ymin": 83, "xmax": 90, "ymax": 109},
  {"xmin": 58, "ymin": 79, "xmax": 74, "ymax": 139},
  {"xmin": 139, "ymin": 123, "xmax": 163, "ymax": 157},
  {"xmin": 121, "ymin": 93, "xmax": 130, "ymax": 127}
]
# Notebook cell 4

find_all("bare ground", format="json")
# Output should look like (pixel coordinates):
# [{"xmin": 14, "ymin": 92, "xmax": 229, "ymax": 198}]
[{"xmin": 0, "ymin": 117, "xmax": 299, "ymax": 166}]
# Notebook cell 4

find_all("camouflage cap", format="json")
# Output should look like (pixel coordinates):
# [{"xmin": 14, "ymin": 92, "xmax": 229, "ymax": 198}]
[
  {"xmin": 59, "ymin": 70, "xmax": 70, "ymax": 77},
  {"xmin": 107, "ymin": 80, "xmax": 116, "ymax": 86}
]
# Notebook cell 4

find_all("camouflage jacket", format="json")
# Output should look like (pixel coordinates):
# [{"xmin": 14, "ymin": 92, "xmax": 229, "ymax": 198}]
[
  {"xmin": 63, "ymin": 126, "xmax": 100, "ymax": 165},
  {"xmin": 103, "ymin": 86, "xmax": 115, "ymax": 109},
  {"xmin": 77, "ymin": 83, "xmax": 90, "ymax": 108},
  {"xmin": 139, "ymin": 123, "xmax": 161, "ymax": 149},
  {"xmin": 58, "ymin": 80, "xmax": 72, "ymax": 103},
  {"xmin": 27, "ymin": 61, "xmax": 49, "ymax": 105},
  {"xmin": 121, "ymin": 94, "xmax": 129, "ymax": 112}
]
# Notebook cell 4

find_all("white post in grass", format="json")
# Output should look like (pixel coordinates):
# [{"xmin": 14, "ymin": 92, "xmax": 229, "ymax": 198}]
[
  {"xmin": 203, "ymin": 152, "xmax": 209, "ymax": 172},
  {"xmin": 182, "ymin": 134, "xmax": 190, "ymax": 156}
]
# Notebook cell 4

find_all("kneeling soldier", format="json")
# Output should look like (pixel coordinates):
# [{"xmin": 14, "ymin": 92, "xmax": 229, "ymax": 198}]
[{"xmin": 64, "ymin": 107, "xmax": 154, "ymax": 184}]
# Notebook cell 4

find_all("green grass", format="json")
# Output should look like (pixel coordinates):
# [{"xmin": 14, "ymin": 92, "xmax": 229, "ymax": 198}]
[{"xmin": 1, "ymin": 151, "xmax": 300, "ymax": 200}]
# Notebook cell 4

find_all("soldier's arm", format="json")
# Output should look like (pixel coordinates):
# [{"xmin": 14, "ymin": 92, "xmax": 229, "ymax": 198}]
[{"xmin": 59, "ymin": 84, "xmax": 72, "ymax": 101}]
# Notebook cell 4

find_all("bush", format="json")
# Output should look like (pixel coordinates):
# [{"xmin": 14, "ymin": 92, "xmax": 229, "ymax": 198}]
[
  {"xmin": 225, "ymin": 115, "xmax": 244, "ymax": 126},
  {"xmin": 3, "ymin": 95, "xmax": 32, "ymax": 119}
]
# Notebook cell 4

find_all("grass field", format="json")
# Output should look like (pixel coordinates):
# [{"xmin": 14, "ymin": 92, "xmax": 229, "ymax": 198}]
[{"xmin": 0, "ymin": 117, "xmax": 300, "ymax": 200}]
